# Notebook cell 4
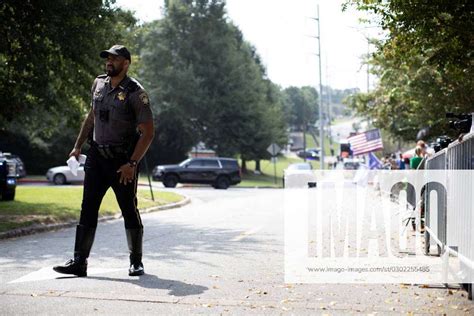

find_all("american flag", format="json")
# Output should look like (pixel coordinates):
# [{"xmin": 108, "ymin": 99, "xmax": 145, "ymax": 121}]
[{"xmin": 347, "ymin": 129, "xmax": 384, "ymax": 156}]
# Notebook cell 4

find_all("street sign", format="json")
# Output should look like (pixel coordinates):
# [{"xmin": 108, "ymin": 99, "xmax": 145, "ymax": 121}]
[
  {"xmin": 267, "ymin": 143, "xmax": 281, "ymax": 156},
  {"xmin": 267, "ymin": 143, "xmax": 281, "ymax": 185}
]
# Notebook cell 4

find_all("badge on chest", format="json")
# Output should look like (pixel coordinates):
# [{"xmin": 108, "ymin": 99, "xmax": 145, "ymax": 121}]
[{"xmin": 117, "ymin": 91, "xmax": 127, "ymax": 101}]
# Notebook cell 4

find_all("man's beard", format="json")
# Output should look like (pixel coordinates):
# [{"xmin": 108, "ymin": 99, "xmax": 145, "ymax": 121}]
[{"xmin": 106, "ymin": 65, "xmax": 122, "ymax": 77}]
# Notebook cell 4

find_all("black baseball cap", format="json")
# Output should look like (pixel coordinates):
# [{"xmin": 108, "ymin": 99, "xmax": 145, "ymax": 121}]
[{"xmin": 100, "ymin": 45, "xmax": 131, "ymax": 62}]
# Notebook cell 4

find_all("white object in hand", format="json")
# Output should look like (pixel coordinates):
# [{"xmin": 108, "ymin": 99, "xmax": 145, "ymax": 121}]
[
  {"xmin": 471, "ymin": 113, "xmax": 474, "ymax": 134},
  {"xmin": 67, "ymin": 156, "xmax": 79, "ymax": 176}
]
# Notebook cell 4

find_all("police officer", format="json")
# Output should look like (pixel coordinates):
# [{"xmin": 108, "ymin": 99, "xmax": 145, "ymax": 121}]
[{"xmin": 53, "ymin": 45, "xmax": 154, "ymax": 277}]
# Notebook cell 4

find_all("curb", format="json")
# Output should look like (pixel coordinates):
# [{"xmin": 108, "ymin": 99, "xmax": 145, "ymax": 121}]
[
  {"xmin": 236, "ymin": 186, "xmax": 281, "ymax": 189},
  {"xmin": 0, "ymin": 196, "xmax": 191, "ymax": 240},
  {"xmin": 17, "ymin": 180, "xmax": 154, "ymax": 186},
  {"xmin": 17, "ymin": 179, "xmax": 49, "ymax": 184}
]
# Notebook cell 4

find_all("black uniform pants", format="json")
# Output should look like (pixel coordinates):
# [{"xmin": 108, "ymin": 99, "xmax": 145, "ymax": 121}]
[{"xmin": 79, "ymin": 146, "xmax": 142, "ymax": 229}]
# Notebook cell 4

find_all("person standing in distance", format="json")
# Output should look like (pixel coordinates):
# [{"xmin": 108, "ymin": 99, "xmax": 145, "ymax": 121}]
[{"xmin": 53, "ymin": 45, "xmax": 154, "ymax": 277}]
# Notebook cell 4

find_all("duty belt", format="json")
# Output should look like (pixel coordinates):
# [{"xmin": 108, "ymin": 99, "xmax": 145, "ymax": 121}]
[{"xmin": 93, "ymin": 142, "xmax": 129, "ymax": 159}]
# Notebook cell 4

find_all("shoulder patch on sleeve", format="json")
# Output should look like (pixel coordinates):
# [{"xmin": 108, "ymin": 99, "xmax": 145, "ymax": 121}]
[{"xmin": 139, "ymin": 91, "xmax": 150, "ymax": 106}]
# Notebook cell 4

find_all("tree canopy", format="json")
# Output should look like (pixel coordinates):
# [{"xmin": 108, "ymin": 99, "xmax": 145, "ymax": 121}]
[
  {"xmin": 0, "ymin": 0, "xmax": 136, "ymax": 137},
  {"xmin": 140, "ymin": 0, "xmax": 287, "ymax": 163},
  {"xmin": 282, "ymin": 86, "xmax": 319, "ymax": 131},
  {"xmin": 345, "ymin": 0, "xmax": 473, "ymax": 141},
  {"xmin": 0, "ymin": 0, "xmax": 136, "ymax": 171},
  {"xmin": 0, "ymin": 0, "xmax": 330, "ymax": 173}
]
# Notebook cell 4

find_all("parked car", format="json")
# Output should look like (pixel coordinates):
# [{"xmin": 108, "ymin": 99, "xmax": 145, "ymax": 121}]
[
  {"xmin": 297, "ymin": 148, "xmax": 320, "ymax": 160},
  {"xmin": 0, "ymin": 154, "xmax": 17, "ymax": 200},
  {"xmin": 342, "ymin": 158, "xmax": 362, "ymax": 170},
  {"xmin": 283, "ymin": 162, "xmax": 316, "ymax": 188},
  {"xmin": 46, "ymin": 164, "xmax": 85, "ymax": 185},
  {"xmin": 0, "ymin": 152, "xmax": 26, "ymax": 178},
  {"xmin": 152, "ymin": 157, "xmax": 241, "ymax": 189}
]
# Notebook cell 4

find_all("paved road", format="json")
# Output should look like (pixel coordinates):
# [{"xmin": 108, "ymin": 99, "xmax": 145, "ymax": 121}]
[
  {"xmin": 330, "ymin": 118, "xmax": 362, "ymax": 143},
  {"xmin": 1, "ymin": 187, "xmax": 472, "ymax": 314}
]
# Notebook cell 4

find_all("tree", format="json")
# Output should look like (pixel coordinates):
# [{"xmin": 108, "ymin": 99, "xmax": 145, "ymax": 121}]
[
  {"xmin": 282, "ymin": 86, "xmax": 319, "ymax": 130},
  {"xmin": 0, "ymin": 0, "xmax": 137, "ymax": 136},
  {"xmin": 345, "ymin": 0, "xmax": 473, "ymax": 141},
  {"xmin": 140, "ymin": 0, "xmax": 287, "ymax": 165},
  {"xmin": 323, "ymin": 86, "xmax": 358, "ymax": 117},
  {"xmin": 0, "ymin": 0, "xmax": 137, "ymax": 172}
]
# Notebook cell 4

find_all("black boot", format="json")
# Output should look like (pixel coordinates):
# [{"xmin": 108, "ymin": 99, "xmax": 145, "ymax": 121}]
[
  {"xmin": 126, "ymin": 228, "xmax": 144, "ymax": 276},
  {"xmin": 53, "ymin": 225, "xmax": 96, "ymax": 277}
]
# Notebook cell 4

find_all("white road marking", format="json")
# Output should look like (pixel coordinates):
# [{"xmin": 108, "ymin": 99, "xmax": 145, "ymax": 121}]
[
  {"xmin": 231, "ymin": 226, "xmax": 263, "ymax": 241},
  {"xmin": 9, "ymin": 267, "xmax": 125, "ymax": 284}
]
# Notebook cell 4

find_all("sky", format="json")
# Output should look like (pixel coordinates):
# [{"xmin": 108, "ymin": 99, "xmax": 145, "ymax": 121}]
[{"xmin": 115, "ymin": 0, "xmax": 383, "ymax": 91}]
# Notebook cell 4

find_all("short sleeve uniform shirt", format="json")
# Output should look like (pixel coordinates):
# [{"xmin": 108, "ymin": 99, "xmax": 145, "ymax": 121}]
[{"xmin": 91, "ymin": 75, "xmax": 153, "ymax": 145}]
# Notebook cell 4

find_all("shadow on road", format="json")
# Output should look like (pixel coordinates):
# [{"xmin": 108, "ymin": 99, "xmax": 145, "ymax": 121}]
[
  {"xmin": 1, "ymin": 221, "xmax": 270, "ymax": 266},
  {"xmin": 88, "ymin": 274, "xmax": 207, "ymax": 296}
]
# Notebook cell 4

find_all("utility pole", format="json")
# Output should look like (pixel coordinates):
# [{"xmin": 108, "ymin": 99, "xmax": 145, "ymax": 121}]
[
  {"xmin": 303, "ymin": 121, "xmax": 307, "ymax": 163},
  {"xmin": 315, "ymin": 4, "xmax": 324, "ymax": 169},
  {"xmin": 325, "ymin": 57, "xmax": 333, "ymax": 157},
  {"xmin": 367, "ymin": 38, "xmax": 370, "ymax": 93}
]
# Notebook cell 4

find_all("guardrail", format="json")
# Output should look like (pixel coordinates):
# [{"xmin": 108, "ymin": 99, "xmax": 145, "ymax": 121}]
[{"xmin": 424, "ymin": 132, "xmax": 474, "ymax": 299}]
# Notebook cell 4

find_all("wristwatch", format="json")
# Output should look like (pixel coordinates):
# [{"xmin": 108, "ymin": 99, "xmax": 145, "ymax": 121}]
[{"xmin": 128, "ymin": 160, "xmax": 138, "ymax": 167}]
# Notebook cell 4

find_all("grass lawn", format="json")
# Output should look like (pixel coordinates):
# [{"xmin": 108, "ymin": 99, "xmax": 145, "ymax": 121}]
[
  {"xmin": 304, "ymin": 134, "xmax": 338, "ymax": 157},
  {"xmin": 0, "ymin": 186, "xmax": 183, "ymax": 233},
  {"xmin": 19, "ymin": 175, "xmax": 46, "ymax": 181}
]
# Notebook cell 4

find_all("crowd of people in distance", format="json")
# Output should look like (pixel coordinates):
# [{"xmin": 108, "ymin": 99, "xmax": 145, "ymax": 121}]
[{"xmin": 381, "ymin": 140, "xmax": 429, "ymax": 170}]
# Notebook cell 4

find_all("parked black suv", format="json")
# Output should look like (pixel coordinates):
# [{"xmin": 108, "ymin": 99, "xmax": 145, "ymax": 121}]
[
  {"xmin": 0, "ymin": 154, "xmax": 17, "ymax": 201},
  {"xmin": 152, "ymin": 157, "xmax": 241, "ymax": 189}
]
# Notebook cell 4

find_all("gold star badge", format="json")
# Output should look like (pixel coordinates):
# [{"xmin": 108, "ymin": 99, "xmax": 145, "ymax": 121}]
[{"xmin": 117, "ymin": 91, "xmax": 126, "ymax": 101}]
